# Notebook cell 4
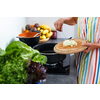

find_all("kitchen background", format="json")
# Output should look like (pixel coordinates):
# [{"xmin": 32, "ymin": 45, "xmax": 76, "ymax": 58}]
[
  {"xmin": 0, "ymin": 0, "xmax": 97, "ymax": 99},
  {"xmin": 0, "ymin": 17, "xmax": 78, "ymax": 84},
  {"xmin": 0, "ymin": 17, "xmax": 78, "ymax": 50}
]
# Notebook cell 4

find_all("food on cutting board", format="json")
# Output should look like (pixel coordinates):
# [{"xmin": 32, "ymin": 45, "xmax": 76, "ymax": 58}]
[
  {"xmin": 24, "ymin": 23, "xmax": 53, "ymax": 41},
  {"xmin": 63, "ymin": 40, "xmax": 77, "ymax": 47}
]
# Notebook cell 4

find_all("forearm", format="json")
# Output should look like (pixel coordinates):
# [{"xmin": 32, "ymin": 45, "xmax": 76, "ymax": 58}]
[
  {"xmin": 93, "ymin": 43, "xmax": 100, "ymax": 49},
  {"xmin": 54, "ymin": 17, "xmax": 78, "ymax": 31},
  {"xmin": 63, "ymin": 17, "xmax": 78, "ymax": 25}
]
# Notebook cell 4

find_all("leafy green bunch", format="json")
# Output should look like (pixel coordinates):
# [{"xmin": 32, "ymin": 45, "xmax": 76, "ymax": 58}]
[{"xmin": 0, "ymin": 41, "xmax": 47, "ymax": 84}]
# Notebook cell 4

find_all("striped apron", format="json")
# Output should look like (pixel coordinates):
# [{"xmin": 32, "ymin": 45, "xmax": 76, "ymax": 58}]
[{"xmin": 76, "ymin": 17, "xmax": 100, "ymax": 84}]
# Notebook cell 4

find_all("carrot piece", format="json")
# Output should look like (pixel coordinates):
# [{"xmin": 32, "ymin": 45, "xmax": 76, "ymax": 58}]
[
  {"xmin": 24, "ymin": 30, "xmax": 29, "ymax": 33},
  {"xmin": 31, "ymin": 25, "xmax": 34, "ymax": 28}
]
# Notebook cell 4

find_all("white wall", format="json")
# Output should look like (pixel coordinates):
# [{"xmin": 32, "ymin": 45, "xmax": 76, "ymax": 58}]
[
  {"xmin": 74, "ymin": 24, "xmax": 78, "ymax": 38},
  {"xmin": 0, "ymin": 17, "xmax": 26, "ymax": 50},
  {"xmin": 26, "ymin": 17, "xmax": 76, "ymax": 39}
]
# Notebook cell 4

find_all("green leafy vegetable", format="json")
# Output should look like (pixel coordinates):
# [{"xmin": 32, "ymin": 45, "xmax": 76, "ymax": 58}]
[
  {"xmin": 0, "ymin": 41, "xmax": 47, "ymax": 84},
  {"xmin": 26, "ymin": 58, "xmax": 47, "ymax": 84},
  {"xmin": 32, "ymin": 54, "xmax": 47, "ymax": 65},
  {"xmin": 0, "ymin": 48, "xmax": 5, "ymax": 56},
  {"xmin": 0, "ymin": 58, "xmax": 27, "ymax": 84},
  {"xmin": 5, "ymin": 41, "xmax": 40, "ymax": 60}
]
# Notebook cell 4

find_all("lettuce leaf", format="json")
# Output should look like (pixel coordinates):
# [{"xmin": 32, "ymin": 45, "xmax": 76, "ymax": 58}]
[
  {"xmin": 0, "ymin": 48, "xmax": 5, "ymax": 56},
  {"xmin": 5, "ymin": 41, "xmax": 47, "ymax": 64},
  {"xmin": 0, "ymin": 41, "xmax": 47, "ymax": 84},
  {"xmin": 32, "ymin": 54, "xmax": 47, "ymax": 65},
  {"xmin": 5, "ymin": 41, "xmax": 40, "ymax": 60},
  {"xmin": 0, "ymin": 58, "xmax": 27, "ymax": 84}
]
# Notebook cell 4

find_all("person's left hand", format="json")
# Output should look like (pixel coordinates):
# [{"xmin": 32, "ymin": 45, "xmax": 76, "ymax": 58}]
[{"xmin": 82, "ymin": 43, "xmax": 97, "ymax": 53}]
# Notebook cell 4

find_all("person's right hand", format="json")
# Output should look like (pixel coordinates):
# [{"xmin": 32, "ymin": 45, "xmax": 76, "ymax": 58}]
[{"xmin": 54, "ymin": 18, "xmax": 65, "ymax": 31}]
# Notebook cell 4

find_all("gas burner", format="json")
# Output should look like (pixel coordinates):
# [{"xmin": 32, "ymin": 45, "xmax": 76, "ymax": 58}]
[
  {"xmin": 44, "ymin": 61, "xmax": 70, "ymax": 75},
  {"xmin": 45, "ymin": 61, "xmax": 63, "ymax": 69},
  {"xmin": 45, "ymin": 62, "xmax": 58, "ymax": 66}
]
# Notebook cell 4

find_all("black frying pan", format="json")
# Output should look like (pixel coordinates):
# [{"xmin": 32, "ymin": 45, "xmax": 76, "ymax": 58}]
[{"xmin": 33, "ymin": 43, "xmax": 66, "ymax": 64}]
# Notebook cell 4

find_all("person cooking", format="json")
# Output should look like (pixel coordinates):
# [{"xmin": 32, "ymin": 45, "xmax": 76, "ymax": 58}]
[{"xmin": 54, "ymin": 17, "xmax": 100, "ymax": 84}]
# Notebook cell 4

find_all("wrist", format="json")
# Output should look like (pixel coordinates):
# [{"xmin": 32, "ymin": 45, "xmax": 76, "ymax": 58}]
[
  {"xmin": 61, "ymin": 18, "xmax": 65, "ymax": 23},
  {"xmin": 94, "ymin": 43, "xmax": 100, "ymax": 49}
]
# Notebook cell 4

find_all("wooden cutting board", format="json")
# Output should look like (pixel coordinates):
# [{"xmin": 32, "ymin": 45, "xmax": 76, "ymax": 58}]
[{"xmin": 54, "ymin": 38, "xmax": 88, "ymax": 54}]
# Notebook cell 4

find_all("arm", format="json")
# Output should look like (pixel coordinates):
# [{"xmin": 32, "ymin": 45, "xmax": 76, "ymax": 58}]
[
  {"xmin": 54, "ymin": 17, "xmax": 78, "ymax": 31},
  {"xmin": 63, "ymin": 17, "xmax": 78, "ymax": 25}
]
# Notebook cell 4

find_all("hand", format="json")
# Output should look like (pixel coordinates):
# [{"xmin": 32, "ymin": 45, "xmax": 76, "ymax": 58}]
[
  {"xmin": 54, "ymin": 18, "xmax": 65, "ymax": 31},
  {"xmin": 82, "ymin": 43, "xmax": 97, "ymax": 53}
]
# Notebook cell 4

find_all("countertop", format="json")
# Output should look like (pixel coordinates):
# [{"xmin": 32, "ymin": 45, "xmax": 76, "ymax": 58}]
[
  {"xmin": 46, "ymin": 38, "xmax": 65, "ymax": 43},
  {"xmin": 46, "ymin": 38, "xmax": 72, "ymax": 43}
]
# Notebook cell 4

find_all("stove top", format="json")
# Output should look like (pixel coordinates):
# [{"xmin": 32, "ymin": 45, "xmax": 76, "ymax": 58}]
[
  {"xmin": 43, "ymin": 38, "xmax": 70, "ymax": 75},
  {"xmin": 44, "ymin": 53, "xmax": 70, "ymax": 75},
  {"xmin": 44, "ymin": 63, "xmax": 70, "ymax": 75}
]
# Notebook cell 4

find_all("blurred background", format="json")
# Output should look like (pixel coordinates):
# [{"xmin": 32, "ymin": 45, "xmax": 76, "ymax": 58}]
[{"xmin": 0, "ymin": 17, "xmax": 77, "ymax": 50}]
